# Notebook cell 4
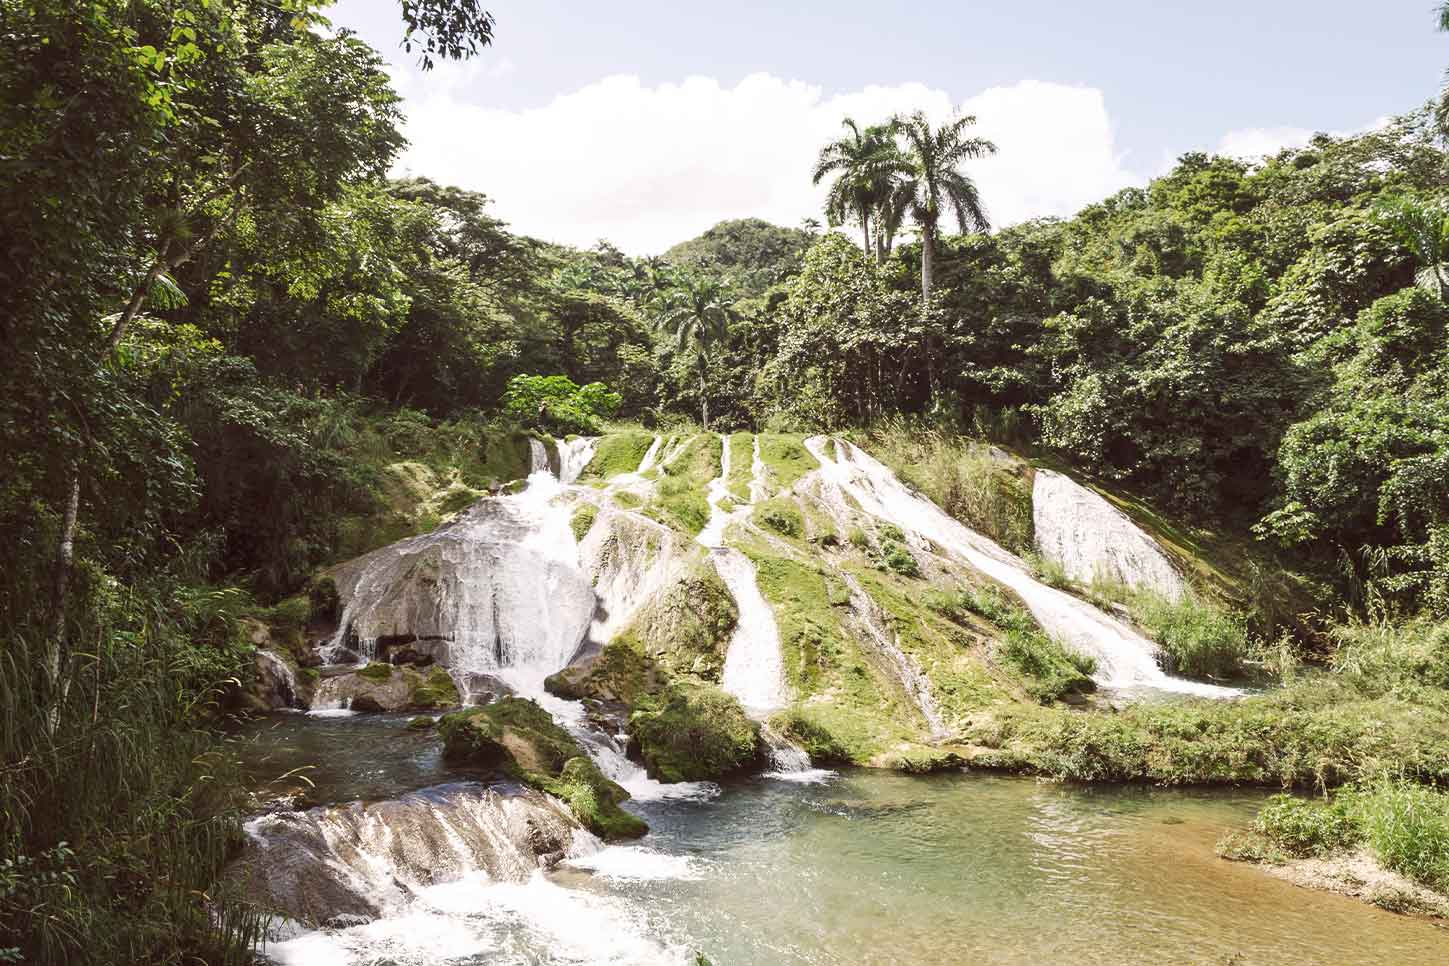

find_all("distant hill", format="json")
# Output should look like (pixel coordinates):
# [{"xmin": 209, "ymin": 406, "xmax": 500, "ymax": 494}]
[{"xmin": 663, "ymin": 218, "xmax": 815, "ymax": 298}]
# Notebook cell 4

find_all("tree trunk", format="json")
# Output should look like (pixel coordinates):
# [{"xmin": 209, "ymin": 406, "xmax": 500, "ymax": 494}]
[
  {"xmin": 46, "ymin": 473, "xmax": 80, "ymax": 730},
  {"xmin": 921, "ymin": 219, "xmax": 937, "ymax": 400},
  {"xmin": 700, "ymin": 368, "xmax": 710, "ymax": 430},
  {"xmin": 921, "ymin": 220, "xmax": 935, "ymax": 302},
  {"xmin": 859, "ymin": 204, "xmax": 872, "ymax": 261}
]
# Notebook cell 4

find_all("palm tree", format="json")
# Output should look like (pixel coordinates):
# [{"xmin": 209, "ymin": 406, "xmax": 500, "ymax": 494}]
[
  {"xmin": 1436, "ymin": 4, "xmax": 1449, "ymax": 136},
  {"xmin": 812, "ymin": 118, "xmax": 904, "ymax": 261},
  {"xmin": 656, "ymin": 274, "xmax": 733, "ymax": 429},
  {"xmin": 892, "ymin": 110, "xmax": 996, "ymax": 302},
  {"xmin": 1378, "ymin": 194, "xmax": 1449, "ymax": 298}
]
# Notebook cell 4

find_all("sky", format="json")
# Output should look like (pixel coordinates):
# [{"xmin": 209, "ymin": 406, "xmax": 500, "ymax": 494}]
[{"xmin": 328, "ymin": 0, "xmax": 1447, "ymax": 254}]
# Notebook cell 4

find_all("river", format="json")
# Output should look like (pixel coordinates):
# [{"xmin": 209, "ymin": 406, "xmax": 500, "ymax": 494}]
[{"xmin": 233, "ymin": 713, "xmax": 1446, "ymax": 965}]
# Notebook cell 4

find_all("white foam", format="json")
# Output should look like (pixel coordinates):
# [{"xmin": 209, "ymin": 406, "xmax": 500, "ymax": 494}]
[{"xmin": 565, "ymin": 846, "xmax": 702, "ymax": 881}]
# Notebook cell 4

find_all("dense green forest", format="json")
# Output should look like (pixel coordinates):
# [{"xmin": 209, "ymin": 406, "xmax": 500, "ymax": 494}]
[{"xmin": 3, "ymin": 1, "xmax": 1449, "ymax": 962}]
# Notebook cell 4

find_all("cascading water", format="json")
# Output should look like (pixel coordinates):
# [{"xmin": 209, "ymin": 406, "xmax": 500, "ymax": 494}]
[
  {"xmin": 254, "ymin": 649, "xmax": 300, "ymax": 710},
  {"xmin": 840, "ymin": 572, "xmax": 947, "ymax": 736},
  {"xmin": 635, "ymin": 436, "xmax": 663, "ymax": 476},
  {"xmin": 240, "ymin": 783, "xmax": 690, "ymax": 965},
  {"xmin": 697, "ymin": 435, "xmax": 789, "ymax": 716},
  {"xmin": 555, "ymin": 437, "xmax": 598, "ymax": 485},
  {"xmin": 804, "ymin": 437, "xmax": 1239, "ymax": 698},
  {"xmin": 529, "ymin": 437, "xmax": 549, "ymax": 475}
]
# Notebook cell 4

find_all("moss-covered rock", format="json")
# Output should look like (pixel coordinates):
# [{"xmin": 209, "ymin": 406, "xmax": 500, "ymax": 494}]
[
  {"xmin": 628, "ymin": 684, "xmax": 761, "ymax": 782},
  {"xmin": 580, "ymin": 432, "xmax": 655, "ymax": 480},
  {"xmin": 439, "ymin": 698, "xmax": 647, "ymax": 839},
  {"xmin": 406, "ymin": 715, "xmax": 436, "ymax": 731},
  {"xmin": 570, "ymin": 504, "xmax": 599, "ymax": 543},
  {"xmin": 409, "ymin": 667, "xmax": 461, "ymax": 709},
  {"xmin": 357, "ymin": 661, "xmax": 394, "ymax": 682},
  {"xmin": 547, "ymin": 561, "xmax": 738, "ymax": 705},
  {"xmin": 309, "ymin": 664, "xmax": 460, "ymax": 713}
]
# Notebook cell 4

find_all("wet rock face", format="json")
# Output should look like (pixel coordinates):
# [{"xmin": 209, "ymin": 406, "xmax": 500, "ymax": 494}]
[
  {"xmin": 1031, "ymin": 469, "xmax": 1186, "ymax": 600},
  {"xmin": 229, "ymin": 783, "xmax": 584, "ymax": 925},
  {"xmin": 325, "ymin": 496, "xmax": 595, "ymax": 683}
]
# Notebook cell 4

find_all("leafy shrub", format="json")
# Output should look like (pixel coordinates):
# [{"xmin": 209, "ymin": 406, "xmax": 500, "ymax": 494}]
[
  {"xmin": 880, "ymin": 541, "xmax": 920, "ymax": 578},
  {"xmin": 1349, "ymin": 780, "xmax": 1449, "ymax": 891},
  {"xmin": 503, "ymin": 374, "xmax": 622, "ymax": 435},
  {"xmin": 756, "ymin": 499, "xmax": 803, "ymax": 538},
  {"xmin": 1253, "ymin": 793, "xmax": 1358, "ymax": 856},
  {"xmin": 1330, "ymin": 617, "xmax": 1449, "ymax": 690}
]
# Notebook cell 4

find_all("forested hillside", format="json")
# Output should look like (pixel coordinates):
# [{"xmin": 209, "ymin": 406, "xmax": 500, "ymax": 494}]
[{"xmin": 3, "ymin": 1, "xmax": 1449, "ymax": 963}]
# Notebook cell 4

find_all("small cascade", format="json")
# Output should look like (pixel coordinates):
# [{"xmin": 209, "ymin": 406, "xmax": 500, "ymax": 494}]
[
  {"xmin": 805, "ymin": 437, "xmax": 1239, "ymax": 698},
  {"xmin": 713, "ymin": 549, "xmax": 789, "ymax": 716},
  {"xmin": 759, "ymin": 725, "xmax": 834, "ymax": 784},
  {"xmin": 555, "ymin": 436, "xmax": 597, "ymax": 485},
  {"xmin": 528, "ymin": 437, "xmax": 549, "ymax": 475},
  {"xmin": 236, "ymin": 783, "xmax": 587, "ymax": 925},
  {"xmin": 635, "ymin": 436, "xmax": 663, "ymax": 475},
  {"xmin": 841, "ymin": 573, "xmax": 946, "ymax": 736},
  {"xmin": 530, "ymin": 689, "xmax": 719, "ymax": 803},
  {"xmin": 253, "ymin": 649, "xmax": 300, "ymax": 710},
  {"xmin": 696, "ymin": 434, "xmax": 791, "ymax": 717}
]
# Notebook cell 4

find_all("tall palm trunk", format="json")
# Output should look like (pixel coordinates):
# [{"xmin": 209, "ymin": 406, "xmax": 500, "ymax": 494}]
[
  {"xmin": 859, "ymin": 203, "xmax": 872, "ymax": 261},
  {"xmin": 699, "ymin": 362, "xmax": 710, "ymax": 430},
  {"xmin": 920, "ymin": 219, "xmax": 935, "ymax": 302},
  {"xmin": 920, "ymin": 218, "xmax": 937, "ymax": 400}
]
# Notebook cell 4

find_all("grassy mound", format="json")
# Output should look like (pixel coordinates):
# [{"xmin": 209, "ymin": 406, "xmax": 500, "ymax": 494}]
[
  {"xmin": 439, "ymin": 698, "xmax": 647, "ymax": 839},
  {"xmin": 628, "ymin": 684, "xmax": 760, "ymax": 782},
  {"xmin": 580, "ymin": 431, "xmax": 656, "ymax": 480}
]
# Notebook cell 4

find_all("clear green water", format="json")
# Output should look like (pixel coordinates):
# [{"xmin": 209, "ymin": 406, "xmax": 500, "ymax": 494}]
[{"xmin": 238, "ymin": 715, "xmax": 1447, "ymax": 965}]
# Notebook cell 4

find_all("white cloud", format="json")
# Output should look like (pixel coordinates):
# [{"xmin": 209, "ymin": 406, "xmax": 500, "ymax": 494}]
[
  {"xmin": 1214, "ymin": 116, "xmax": 1391, "ymax": 161},
  {"xmin": 390, "ymin": 72, "xmax": 1140, "ymax": 254},
  {"xmin": 1214, "ymin": 126, "xmax": 1318, "ymax": 160}
]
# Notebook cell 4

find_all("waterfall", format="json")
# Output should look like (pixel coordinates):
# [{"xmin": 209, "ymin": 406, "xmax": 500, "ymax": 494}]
[
  {"xmin": 749, "ymin": 433, "xmax": 768, "ymax": 503},
  {"xmin": 237, "ymin": 783, "xmax": 587, "ymax": 924},
  {"xmin": 696, "ymin": 434, "xmax": 790, "ymax": 717},
  {"xmin": 1032, "ymin": 469, "xmax": 1186, "ymax": 600},
  {"xmin": 238, "ymin": 783, "xmax": 683, "ymax": 965},
  {"xmin": 840, "ymin": 572, "xmax": 946, "ymax": 736},
  {"xmin": 555, "ymin": 437, "xmax": 597, "ymax": 485},
  {"xmin": 759, "ymin": 725, "xmax": 833, "ymax": 783},
  {"xmin": 325, "ymin": 477, "xmax": 595, "ymax": 692},
  {"xmin": 804, "ymin": 437, "xmax": 1239, "ymax": 698},
  {"xmin": 712, "ymin": 548, "xmax": 789, "ymax": 716},
  {"xmin": 635, "ymin": 436, "xmax": 663, "ymax": 475},
  {"xmin": 528, "ymin": 438, "xmax": 549, "ymax": 475}
]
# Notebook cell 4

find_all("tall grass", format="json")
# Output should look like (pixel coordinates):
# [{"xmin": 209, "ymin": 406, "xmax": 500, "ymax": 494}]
[
  {"xmin": 860, "ymin": 417, "xmax": 1033, "ymax": 555},
  {"xmin": 1240, "ymin": 781, "xmax": 1449, "ymax": 893},
  {"xmin": 1082, "ymin": 578, "xmax": 1251, "ymax": 681},
  {"xmin": 0, "ymin": 568, "xmax": 264, "ymax": 964}
]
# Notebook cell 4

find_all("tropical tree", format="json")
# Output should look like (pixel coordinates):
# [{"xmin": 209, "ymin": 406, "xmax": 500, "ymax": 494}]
[
  {"xmin": 656, "ymin": 275, "xmax": 733, "ymax": 428},
  {"xmin": 892, "ymin": 111, "xmax": 997, "ymax": 302},
  {"xmin": 812, "ymin": 118, "xmax": 905, "ymax": 261},
  {"xmin": 1377, "ymin": 194, "xmax": 1449, "ymax": 298}
]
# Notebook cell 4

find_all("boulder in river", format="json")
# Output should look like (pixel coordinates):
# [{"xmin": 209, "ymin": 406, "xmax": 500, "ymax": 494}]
[{"xmin": 310, "ymin": 663, "xmax": 460, "ymax": 713}]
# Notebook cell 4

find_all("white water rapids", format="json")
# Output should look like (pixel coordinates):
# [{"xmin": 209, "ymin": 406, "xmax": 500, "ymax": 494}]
[{"xmin": 804, "ymin": 437, "xmax": 1239, "ymax": 698}]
